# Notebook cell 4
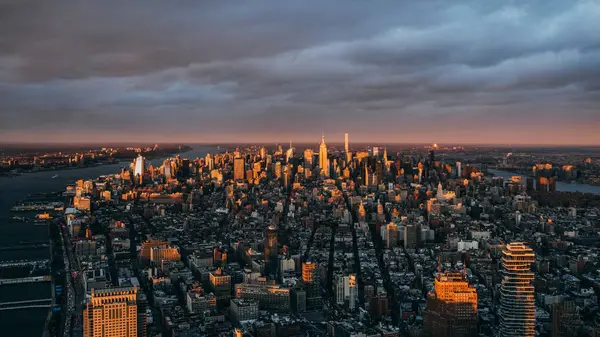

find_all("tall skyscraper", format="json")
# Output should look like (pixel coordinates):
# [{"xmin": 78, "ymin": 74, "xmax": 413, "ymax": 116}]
[
  {"xmin": 134, "ymin": 154, "xmax": 145, "ymax": 185},
  {"xmin": 234, "ymin": 156, "xmax": 245, "ymax": 181},
  {"xmin": 319, "ymin": 134, "xmax": 329, "ymax": 177},
  {"xmin": 259, "ymin": 146, "xmax": 266, "ymax": 159},
  {"xmin": 348, "ymin": 274, "xmax": 358, "ymax": 311},
  {"xmin": 181, "ymin": 159, "xmax": 190, "ymax": 178},
  {"xmin": 264, "ymin": 225, "xmax": 278, "ymax": 278},
  {"xmin": 404, "ymin": 223, "xmax": 417, "ymax": 249},
  {"xmin": 386, "ymin": 223, "xmax": 398, "ymax": 248},
  {"xmin": 344, "ymin": 132, "xmax": 349, "ymax": 152},
  {"xmin": 162, "ymin": 160, "xmax": 171, "ymax": 179},
  {"xmin": 286, "ymin": 141, "xmax": 294, "ymax": 163},
  {"xmin": 302, "ymin": 262, "xmax": 321, "ymax": 309},
  {"xmin": 84, "ymin": 287, "xmax": 139, "ymax": 337},
  {"xmin": 137, "ymin": 293, "xmax": 148, "ymax": 337},
  {"xmin": 334, "ymin": 274, "xmax": 358, "ymax": 310},
  {"xmin": 304, "ymin": 149, "xmax": 314, "ymax": 169},
  {"xmin": 205, "ymin": 154, "xmax": 213, "ymax": 170},
  {"xmin": 500, "ymin": 242, "xmax": 535, "ymax": 337},
  {"xmin": 423, "ymin": 272, "xmax": 478, "ymax": 337}
]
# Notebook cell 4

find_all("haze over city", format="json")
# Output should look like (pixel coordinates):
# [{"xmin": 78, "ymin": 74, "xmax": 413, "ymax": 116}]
[{"xmin": 1, "ymin": 0, "xmax": 599, "ymax": 145}]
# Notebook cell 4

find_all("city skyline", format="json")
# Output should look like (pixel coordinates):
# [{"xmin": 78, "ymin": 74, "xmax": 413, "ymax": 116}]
[
  {"xmin": 2, "ymin": 1, "xmax": 600, "ymax": 336},
  {"xmin": 1, "ymin": 136, "xmax": 598, "ymax": 336},
  {"xmin": 1, "ymin": 1, "xmax": 599, "ymax": 145}
]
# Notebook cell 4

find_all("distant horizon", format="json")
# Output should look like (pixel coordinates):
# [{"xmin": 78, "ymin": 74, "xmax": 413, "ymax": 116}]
[{"xmin": 1, "ymin": 141, "xmax": 599, "ymax": 148}]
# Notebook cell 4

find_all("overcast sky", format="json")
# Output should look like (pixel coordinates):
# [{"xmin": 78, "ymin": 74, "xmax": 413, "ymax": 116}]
[{"xmin": 1, "ymin": 0, "xmax": 599, "ymax": 144}]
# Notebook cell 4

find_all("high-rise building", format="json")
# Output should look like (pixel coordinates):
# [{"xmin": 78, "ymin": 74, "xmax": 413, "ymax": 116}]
[
  {"xmin": 136, "ymin": 292, "xmax": 148, "ymax": 337},
  {"xmin": 334, "ymin": 274, "xmax": 358, "ymax": 310},
  {"xmin": 404, "ymin": 223, "xmax": 418, "ymax": 249},
  {"xmin": 205, "ymin": 154, "xmax": 213, "ymax": 170},
  {"xmin": 500, "ymin": 242, "xmax": 535, "ymax": 337},
  {"xmin": 234, "ymin": 157, "xmax": 245, "ymax": 181},
  {"xmin": 334, "ymin": 275, "xmax": 349, "ymax": 306},
  {"xmin": 302, "ymin": 262, "xmax": 321, "ymax": 310},
  {"xmin": 348, "ymin": 274, "xmax": 358, "ymax": 311},
  {"xmin": 369, "ymin": 288, "xmax": 388, "ymax": 319},
  {"xmin": 304, "ymin": 149, "xmax": 314, "ymax": 169},
  {"xmin": 286, "ymin": 141, "xmax": 294, "ymax": 163},
  {"xmin": 423, "ymin": 272, "xmax": 478, "ymax": 337},
  {"xmin": 552, "ymin": 300, "xmax": 581, "ymax": 337},
  {"xmin": 274, "ymin": 161, "xmax": 282, "ymax": 180},
  {"xmin": 209, "ymin": 268, "xmax": 232, "ymax": 302},
  {"xmin": 264, "ymin": 225, "xmax": 278, "ymax": 278},
  {"xmin": 163, "ymin": 159, "xmax": 173, "ymax": 179},
  {"xmin": 291, "ymin": 287, "xmax": 306, "ymax": 313},
  {"xmin": 456, "ymin": 161, "xmax": 462, "ymax": 178},
  {"xmin": 363, "ymin": 164, "xmax": 370, "ymax": 186},
  {"xmin": 344, "ymin": 133, "xmax": 349, "ymax": 153},
  {"xmin": 134, "ymin": 154, "xmax": 145, "ymax": 185},
  {"xmin": 181, "ymin": 159, "xmax": 190, "ymax": 178},
  {"xmin": 319, "ymin": 134, "xmax": 329, "ymax": 177},
  {"xmin": 84, "ymin": 287, "xmax": 139, "ymax": 337},
  {"xmin": 386, "ymin": 223, "xmax": 398, "ymax": 248},
  {"xmin": 259, "ymin": 147, "xmax": 266, "ymax": 159}
]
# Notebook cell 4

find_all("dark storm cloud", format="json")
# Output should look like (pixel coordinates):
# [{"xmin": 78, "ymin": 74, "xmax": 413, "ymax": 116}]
[{"xmin": 0, "ymin": 0, "xmax": 599, "ymax": 144}]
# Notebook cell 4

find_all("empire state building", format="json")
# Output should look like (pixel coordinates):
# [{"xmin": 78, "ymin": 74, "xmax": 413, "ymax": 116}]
[{"xmin": 319, "ymin": 134, "xmax": 329, "ymax": 177}]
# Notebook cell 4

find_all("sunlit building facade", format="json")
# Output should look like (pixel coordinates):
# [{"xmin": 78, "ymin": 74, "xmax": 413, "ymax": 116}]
[
  {"xmin": 234, "ymin": 283, "xmax": 291, "ymax": 311},
  {"xmin": 500, "ymin": 242, "xmax": 535, "ymax": 337},
  {"xmin": 84, "ymin": 287, "xmax": 138, "ymax": 337},
  {"xmin": 134, "ymin": 155, "xmax": 145, "ymax": 185},
  {"xmin": 234, "ymin": 156, "xmax": 245, "ymax": 181},
  {"xmin": 319, "ymin": 134, "xmax": 329, "ymax": 177},
  {"xmin": 302, "ymin": 262, "xmax": 321, "ymax": 310},
  {"xmin": 423, "ymin": 272, "xmax": 478, "ymax": 337},
  {"xmin": 150, "ymin": 246, "xmax": 180, "ymax": 266}
]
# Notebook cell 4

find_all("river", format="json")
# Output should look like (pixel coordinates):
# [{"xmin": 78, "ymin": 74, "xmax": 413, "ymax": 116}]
[
  {"xmin": 488, "ymin": 169, "xmax": 600, "ymax": 195},
  {"xmin": 0, "ymin": 145, "xmax": 217, "ymax": 337}
]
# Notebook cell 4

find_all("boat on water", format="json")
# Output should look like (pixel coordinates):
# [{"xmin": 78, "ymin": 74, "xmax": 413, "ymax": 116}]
[
  {"xmin": 52, "ymin": 174, "xmax": 59, "ymax": 179},
  {"xmin": 34, "ymin": 213, "xmax": 52, "ymax": 225}
]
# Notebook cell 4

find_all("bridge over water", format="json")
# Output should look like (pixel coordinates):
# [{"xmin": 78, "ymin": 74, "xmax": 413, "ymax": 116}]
[
  {"xmin": 0, "ymin": 244, "xmax": 50, "ymax": 251},
  {"xmin": 0, "ymin": 275, "xmax": 51, "ymax": 285},
  {"xmin": 0, "ymin": 259, "xmax": 50, "ymax": 268},
  {"xmin": 0, "ymin": 298, "xmax": 53, "ymax": 311}
]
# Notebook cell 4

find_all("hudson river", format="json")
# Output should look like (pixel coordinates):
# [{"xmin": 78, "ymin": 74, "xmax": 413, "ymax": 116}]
[
  {"xmin": 0, "ymin": 145, "xmax": 216, "ymax": 337},
  {"xmin": 488, "ymin": 169, "xmax": 600, "ymax": 195}
]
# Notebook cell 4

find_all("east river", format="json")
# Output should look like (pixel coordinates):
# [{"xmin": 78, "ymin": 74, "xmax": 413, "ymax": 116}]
[
  {"xmin": 0, "ymin": 145, "xmax": 217, "ymax": 337},
  {"xmin": 489, "ymin": 169, "xmax": 600, "ymax": 195}
]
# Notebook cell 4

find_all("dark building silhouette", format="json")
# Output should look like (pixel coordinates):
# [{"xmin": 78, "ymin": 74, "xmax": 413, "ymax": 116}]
[
  {"xmin": 552, "ymin": 300, "xmax": 581, "ymax": 337},
  {"xmin": 264, "ymin": 225, "xmax": 278, "ymax": 278}
]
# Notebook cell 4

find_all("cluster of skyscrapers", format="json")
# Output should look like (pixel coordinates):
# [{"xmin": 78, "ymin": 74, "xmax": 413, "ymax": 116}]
[{"xmin": 71, "ymin": 133, "xmax": 552, "ymax": 337}]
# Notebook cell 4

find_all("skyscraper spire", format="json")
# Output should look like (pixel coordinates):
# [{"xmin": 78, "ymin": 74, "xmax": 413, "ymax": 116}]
[{"xmin": 319, "ymin": 134, "xmax": 329, "ymax": 177}]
